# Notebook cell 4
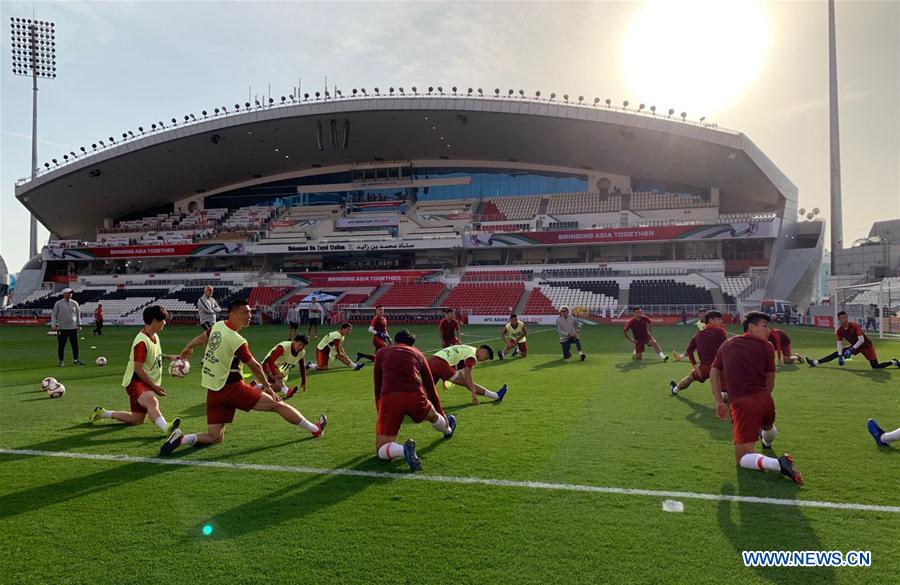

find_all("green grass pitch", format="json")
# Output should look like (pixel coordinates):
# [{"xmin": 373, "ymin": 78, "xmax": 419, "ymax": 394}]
[{"xmin": 1, "ymin": 322, "xmax": 898, "ymax": 584}]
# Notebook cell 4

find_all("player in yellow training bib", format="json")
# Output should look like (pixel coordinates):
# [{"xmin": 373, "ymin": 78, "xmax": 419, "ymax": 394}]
[{"xmin": 498, "ymin": 313, "xmax": 528, "ymax": 359}]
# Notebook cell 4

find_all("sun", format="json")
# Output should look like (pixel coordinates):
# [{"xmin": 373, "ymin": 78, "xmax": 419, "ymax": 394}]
[{"xmin": 620, "ymin": 0, "xmax": 769, "ymax": 118}]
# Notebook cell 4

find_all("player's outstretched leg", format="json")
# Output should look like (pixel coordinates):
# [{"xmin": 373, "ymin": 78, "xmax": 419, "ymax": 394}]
[
  {"xmin": 806, "ymin": 351, "xmax": 840, "ymax": 367},
  {"xmin": 356, "ymin": 352, "xmax": 376, "ymax": 362},
  {"xmin": 670, "ymin": 373, "xmax": 694, "ymax": 395},
  {"xmin": 736, "ymin": 442, "xmax": 802, "ymax": 485},
  {"xmin": 868, "ymin": 358, "xmax": 898, "ymax": 369},
  {"xmin": 253, "ymin": 392, "xmax": 326, "ymax": 437},
  {"xmin": 867, "ymin": 420, "xmax": 899, "ymax": 447}
]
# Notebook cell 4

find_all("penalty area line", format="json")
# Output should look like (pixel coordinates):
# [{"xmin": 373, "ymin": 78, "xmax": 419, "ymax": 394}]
[{"xmin": 2, "ymin": 448, "xmax": 899, "ymax": 514}]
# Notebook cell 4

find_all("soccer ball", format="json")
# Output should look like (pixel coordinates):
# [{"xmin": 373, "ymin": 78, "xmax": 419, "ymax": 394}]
[
  {"xmin": 96, "ymin": 356, "xmax": 108, "ymax": 367},
  {"xmin": 42, "ymin": 377, "xmax": 65, "ymax": 399},
  {"xmin": 169, "ymin": 358, "xmax": 190, "ymax": 378}
]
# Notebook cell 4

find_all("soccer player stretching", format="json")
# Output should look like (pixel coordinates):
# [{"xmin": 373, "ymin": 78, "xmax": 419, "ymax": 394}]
[
  {"xmin": 623, "ymin": 307, "xmax": 668, "ymax": 361},
  {"xmin": 374, "ymin": 330, "xmax": 456, "ymax": 472},
  {"xmin": 867, "ymin": 419, "xmax": 900, "ymax": 448},
  {"xmin": 159, "ymin": 300, "xmax": 326, "ymax": 456},
  {"xmin": 89, "ymin": 305, "xmax": 180, "ymax": 434},
  {"xmin": 428, "ymin": 344, "xmax": 506, "ymax": 405},
  {"xmin": 357, "ymin": 305, "xmax": 391, "ymax": 363},
  {"xmin": 498, "ymin": 313, "xmax": 527, "ymax": 359},
  {"xmin": 768, "ymin": 327, "xmax": 802, "ymax": 365},
  {"xmin": 307, "ymin": 323, "xmax": 365, "ymax": 371},
  {"xmin": 250, "ymin": 335, "xmax": 309, "ymax": 399},
  {"xmin": 711, "ymin": 311, "xmax": 803, "ymax": 485},
  {"xmin": 673, "ymin": 308, "xmax": 707, "ymax": 362},
  {"xmin": 438, "ymin": 308, "xmax": 461, "ymax": 348},
  {"xmin": 670, "ymin": 310, "xmax": 727, "ymax": 395},
  {"xmin": 805, "ymin": 311, "xmax": 898, "ymax": 369}
]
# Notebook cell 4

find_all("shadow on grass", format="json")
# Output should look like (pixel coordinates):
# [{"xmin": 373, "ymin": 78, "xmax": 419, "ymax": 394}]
[
  {"xmin": 530, "ymin": 359, "xmax": 582, "ymax": 371},
  {"xmin": 613, "ymin": 360, "xmax": 666, "ymax": 372},
  {"xmin": 1, "ymin": 426, "xmax": 163, "ymax": 462},
  {"xmin": 675, "ymin": 394, "xmax": 731, "ymax": 441},
  {"xmin": 718, "ymin": 473, "xmax": 835, "ymax": 585},
  {"xmin": 831, "ymin": 367, "xmax": 894, "ymax": 383}
]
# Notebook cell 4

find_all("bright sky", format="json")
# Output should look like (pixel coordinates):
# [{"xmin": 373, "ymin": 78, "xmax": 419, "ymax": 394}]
[{"xmin": 1, "ymin": 0, "xmax": 898, "ymax": 273}]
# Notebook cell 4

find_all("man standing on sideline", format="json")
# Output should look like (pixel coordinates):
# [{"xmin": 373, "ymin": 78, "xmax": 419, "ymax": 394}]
[
  {"xmin": 93, "ymin": 303, "xmax": 104, "ymax": 336},
  {"xmin": 197, "ymin": 285, "xmax": 221, "ymax": 331},
  {"xmin": 287, "ymin": 302, "xmax": 301, "ymax": 339},
  {"xmin": 556, "ymin": 306, "xmax": 586, "ymax": 361},
  {"xmin": 373, "ymin": 330, "xmax": 456, "ymax": 472},
  {"xmin": 710, "ymin": 311, "xmax": 804, "ymax": 485},
  {"xmin": 52, "ymin": 288, "xmax": 84, "ymax": 366},
  {"xmin": 307, "ymin": 297, "xmax": 322, "ymax": 338}
]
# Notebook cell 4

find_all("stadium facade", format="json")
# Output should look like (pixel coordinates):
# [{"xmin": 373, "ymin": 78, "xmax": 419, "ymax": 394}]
[{"xmin": 9, "ymin": 93, "xmax": 824, "ymax": 322}]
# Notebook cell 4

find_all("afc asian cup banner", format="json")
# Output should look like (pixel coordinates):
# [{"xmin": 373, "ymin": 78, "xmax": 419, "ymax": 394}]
[
  {"xmin": 43, "ymin": 242, "xmax": 245, "ymax": 260},
  {"xmin": 290, "ymin": 270, "xmax": 439, "ymax": 287},
  {"xmin": 464, "ymin": 220, "xmax": 779, "ymax": 247},
  {"xmin": 335, "ymin": 215, "xmax": 400, "ymax": 229}
]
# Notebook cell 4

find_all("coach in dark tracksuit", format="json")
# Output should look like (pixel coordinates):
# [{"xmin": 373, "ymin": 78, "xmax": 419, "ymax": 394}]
[{"xmin": 52, "ymin": 288, "xmax": 85, "ymax": 366}]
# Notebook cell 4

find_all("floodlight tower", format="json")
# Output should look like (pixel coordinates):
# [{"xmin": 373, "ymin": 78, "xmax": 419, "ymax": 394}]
[
  {"xmin": 9, "ymin": 17, "xmax": 57, "ymax": 259},
  {"xmin": 827, "ymin": 0, "xmax": 843, "ymax": 274}
]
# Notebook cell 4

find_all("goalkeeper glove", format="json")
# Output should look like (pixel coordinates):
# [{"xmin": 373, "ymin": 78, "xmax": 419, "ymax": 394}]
[{"xmin": 842, "ymin": 348, "xmax": 854, "ymax": 359}]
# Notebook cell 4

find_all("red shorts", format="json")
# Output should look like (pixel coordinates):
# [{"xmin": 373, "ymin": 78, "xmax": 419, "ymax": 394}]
[
  {"xmin": 316, "ymin": 347, "xmax": 331, "ymax": 368},
  {"xmin": 691, "ymin": 364, "xmax": 712, "ymax": 383},
  {"xmin": 781, "ymin": 344, "xmax": 793, "ymax": 357},
  {"xmin": 856, "ymin": 345, "xmax": 878, "ymax": 361},
  {"xmin": 126, "ymin": 380, "xmax": 154, "ymax": 413},
  {"xmin": 427, "ymin": 356, "xmax": 458, "ymax": 383},
  {"xmin": 729, "ymin": 392, "xmax": 776, "ymax": 445},
  {"xmin": 376, "ymin": 391, "xmax": 434, "ymax": 436},
  {"xmin": 207, "ymin": 381, "xmax": 262, "ymax": 425},
  {"xmin": 633, "ymin": 337, "xmax": 654, "ymax": 353},
  {"xmin": 373, "ymin": 336, "xmax": 387, "ymax": 350},
  {"xmin": 441, "ymin": 337, "xmax": 460, "ymax": 348}
]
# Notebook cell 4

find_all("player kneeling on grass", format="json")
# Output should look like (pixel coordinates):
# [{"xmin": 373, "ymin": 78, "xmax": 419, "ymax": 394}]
[
  {"xmin": 867, "ymin": 419, "xmax": 900, "ymax": 448},
  {"xmin": 711, "ymin": 311, "xmax": 803, "ymax": 485},
  {"xmin": 89, "ymin": 305, "xmax": 181, "ymax": 434},
  {"xmin": 498, "ymin": 313, "xmax": 527, "ymax": 359},
  {"xmin": 428, "ymin": 344, "xmax": 506, "ymax": 405},
  {"xmin": 374, "ymin": 330, "xmax": 456, "ymax": 472},
  {"xmin": 673, "ymin": 308, "xmax": 707, "ymax": 362},
  {"xmin": 307, "ymin": 323, "xmax": 365, "ymax": 372},
  {"xmin": 357, "ymin": 305, "xmax": 391, "ymax": 363},
  {"xmin": 623, "ymin": 307, "xmax": 667, "ymax": 361},
  {"xmin": 248, "ymin": 335, "xmax": 309, "ymax": 399},
  {"xmin": 670, "ymin": 310, "xmax": 727, "ymax": 395},
  {"xmin": 805, "ymin": 311, "xmax": 898, "ymax": 369},
  {"xmin": 768, "ymin": 327, "xmax": 802, "ymax": 365},
  {"xmin": 159, "ymin": 299, "xmax": 326, "ymax": 456}
]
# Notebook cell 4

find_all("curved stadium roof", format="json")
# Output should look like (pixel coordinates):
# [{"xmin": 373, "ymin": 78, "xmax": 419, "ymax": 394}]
[{"xmin": 15, "ymin": 95, "xmax": 798, "ymax": 239}]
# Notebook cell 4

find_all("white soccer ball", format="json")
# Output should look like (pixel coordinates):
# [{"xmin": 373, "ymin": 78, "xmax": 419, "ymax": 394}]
[
  {"xmin": 169, "ymin": 358, "xmax": 190, "ymax": 378},
  {"xmin": 96, "ymin": 356, "xmax": 108, "ymax": 367},
  {"xmin": 41, "ymin": 377, "xmax": 60, "ymax": 391},
  {"xmin": 47, "ymin": 383, "xmax": 66, "ymax": 399}
]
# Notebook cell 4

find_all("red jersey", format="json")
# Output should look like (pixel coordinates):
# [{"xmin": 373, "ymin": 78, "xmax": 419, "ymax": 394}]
[
  {"xmin": 835, "ymin": 322, "xmax": 871, "ymax": 349},
  {"xmin": 439, "ymin": 317, "xmax": 459, "ymax": 341},
  {"xmin": 373, "ymin": 344, "xmax": 439, "ymax": 404},
  {"xmin": 686, "ymin": 325, "xmax": 728, "ymax": 366},
  {"xmin": 624, "ymin": 316, "xmax": 652, "ymax": 341},
  {"xmin": 95, "ymin": 307, "xmax": 103, "ymax": 320},
  {"xmin": 370, "ymin": 316, "xmax": 387, "ymax": 334},
  {"xmin": 711, "ymin": 334, "xmax": 775, "ymax": 400},
  {"xmin": 767, "ymin": 329, "xmax": 791, "ymax": 353}
]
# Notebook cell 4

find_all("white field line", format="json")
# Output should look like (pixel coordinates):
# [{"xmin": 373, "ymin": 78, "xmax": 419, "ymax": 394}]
[
  {"xmin": 2, "ymin": 448, "xmax": 898, "ymax": 514},
  {"xmin": 429, "ymin": 326, "xmax": 558, "ymax": 353}
]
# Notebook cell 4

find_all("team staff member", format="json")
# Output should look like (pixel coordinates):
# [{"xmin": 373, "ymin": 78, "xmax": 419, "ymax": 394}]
[
  {"xmin": 160, "ymin": 299, "xmax": 326, "ymax": 456},
  {"xmin": 52, "ymin": 288, "xmax": 85, "ymax": 366},
  {"xmin": 287, "ymin": 303, "xmax": 301, "ymax": 339},
  {"xmin": 197, "ymin": 285, "xmax": 221, "ymax": 331},
  {"xmin": 711, "ymin": 311, "xmax": 803, "ymax": 485},
  {"xmin": 498, "ymin": 314, "xmax": 527, "ymax": 359},
  {"xmin": 670, "ymin": 310, "xmax": 728, "ymax": 394},
  {"xmin": 357, "ymin": 305, "xmax": 391, "ymax": 363},
  {"xmin": 88, "ymin": 305, "xmax": 180, "ymax": 433},
  {"xmin": 438, "ymin": 308, "xmax": 461, "ymax": 347},
  {"xmin": 373, "ymin": 330, "xmax": 456, "ymax": 472},
  {"xmin": 428, "ymin": 344, "xmax": 505, "ymax": 405},
  {"xmin": 623, "ymin": 307, "xmax": 667, "ymax": 361},
  {"xmin": 93, "ymin": 303, "xmax": 104, "ymax": 336},
  {"xmin": 805, "ymin": 311, "xmax": 898, "ymax": 369},
  {"xmin": 307, "ymin": 322, "xmax": 365, "ymax": 371},
  {"xmin": 556, "ymin": 306, "xmax": 586, "ymax": 361},
  {"xmin": 307, "ymin": 297, "xmax": 323, "ymax": 338}
]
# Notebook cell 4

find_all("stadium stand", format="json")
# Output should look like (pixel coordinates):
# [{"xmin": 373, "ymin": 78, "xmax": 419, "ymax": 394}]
[
  {"xmin": 628, "ymin": 279, "xmax": 714, "ymax": 306},
  {"xmin": 538, "ymin": 284, "xmax": 618, "ymax": 314},
  {"xmin": 376, "ymin": 283, "xmax": 445, "ymax": 307},
  {"xmin": 546, "ymin": 192, "xmax": 621, "ymax": 215},
  {"xmin": 444, "ymin": 283, "xmax": 524, "ymax": 314},
  {"xmin": 462, "ymin": 270, "xmax": 534, "ymax": 283},
  {"xmin": 248, "ymin": 286, "xmax": 292, "ymax": 307},
  {"xmin": 721, "ymin": 277, "xmax": 753, "ymax": 299},
  {"xmin": 631, "ymin": 192, "xmax": 713, "ymax": 210},
  {"xmin": 335, "ymin": 293, "xmax": 370, "ymax": 307},
  {"xmin": 221, "ymin": 205, "xmax": 275, "ymax": 230},
  {"xmin": 477, "ymin": 201, "xmax": 506, "ymax": 222},
  {"xmin": 522, "ymin": 288, "xmax": 557, "ymax": 315},
  {"xmin": 493, "ymin": 196, "xmax": 542, "ymax": 220},
  {"xmin": 12, "ymin": 287, "xmax": 109, "ymax": 311},
  {"xmin": 81, "ymin": 287, "xmax": 170, "ymax": 319},
  {"xmin": 477, "ymin": 223, "xmax": 530, "ymax": 233}
]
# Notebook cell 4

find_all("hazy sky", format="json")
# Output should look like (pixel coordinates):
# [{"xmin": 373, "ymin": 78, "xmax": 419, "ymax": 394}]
[{"xmin": 1, "ymin": 0, "xmax": 898, "ymax": 273}]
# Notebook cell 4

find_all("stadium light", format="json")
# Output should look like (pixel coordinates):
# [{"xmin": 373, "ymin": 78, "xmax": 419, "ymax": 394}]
[
  {"xmin": 622, "ymin": 100, "xmax": 629, "ymax": 109},
  {"xmin": 518, "ymin": 89, "xmax": 524, "ymax": 97},
  {"xmin": 158, "ymin": 121, "xmax": 165, "ymax": 128},
  {"xmin": 359, "ymin": 89, "xmax": 365, "ymax": 96},
  {"xmin": 668, "ymin": 108, "xmax": 675, "ymax": 118},
  {"xmin": 593, "ymin": 97, "xmax": 600, "ymax": 105},
  {"xmin": 98, "ymin": 140, "xmax": 105, "ymax": 147},
  {"xmin": 304, "ymin": 93, "xmax": 310, "ymax": 100},
  {"xmin": 605, "ymin": 98, "xmax": 611, "ymax": 108},
  {"xmin": 477, "ymin": 88, "xmax": 483, "ymax": 96},
  {"xmin": 638, "ymin": 103, "xmax": 645, "ymax": 112},
  {"xmin": 650, "ymin": 105, "xmax": 656, "ymax": 114},
  {"xmin": 171, "ymin": 118, "xmax": 177, "ymax": 125},
  {"xmin": 452, "ymin": 86, "xmax": 458, "ymax": 95},
  {"xmin": 52, "ymin": 158, "xmax": 57, "ymax": 164},
  {"xmin": 437, "ymin": 86, "xmax": 443, "ymax": 95},
  {"xmin": 428, "ymin": 86, "xmax": 433, "ymax": 94},
  {"xmin": 374, "ymin": 87, "xmax": 379, "ymax": 95},
  {"xmin": 80, "ymin": 146, "xmax": 86, "ymax": 153},
  {"xmin": 535, "ymin": 90, "xmax": 541, "ymax": 98},
  {"xmin": 184, "ymin": 115, "xmax": 189, "ymax": 122},
  {"xmin": 127, "ymin": 131, "xmax": 134, "ymax": 138},
  {"xmin": 352, "ymin": 88, "xmax": 358, "ymax": 95},
  {"xmin": 389, "ymin": 86, "xmax": 394, "ymax": 94},
  {"xmin": 190, "ymin": 114, "xmax": 196, "ymax": 121},
  {"xmin": 699, "ymin": 116, "xmax": 706, "ymax": 123},
  {"xmin": 398, "ymin": 87, "xmax": 403, "ymax": 95},
  {"xmin": 63, "ymin": 154, "xmax": 68, "ymax": 161},
  {"xmin": 315, "ymin": 91, "xmax": 320, "ymax": 99},
  {"xmin": 578, "ymin": 96, "xmax": 584, "ymax": 103},
  {"xmin": 222, "ymin": 105, "xmax": 227, "ymax": 112},
  {"xmin": 680, "ymin": 112, "xmax": 687, "ymax": 121},
  {"xmin": 268, "ymin": 97, "xmax": 274, "ymax": 105},
  {"xmin": 281, "ymin": 96, "xmax": 286, "ymax": 103},
  {"xmin": 494, "ymin": 88, "xmax": 500, "ymax": 96},
  {"xmin": 336, "ymin": 89, "xmax": 342, "ymax": 97},
  {"xmin": 108, "ymin": 136, "xmax": 115, "ymax": 143},
  {"xmin": 564, "ymin": 94, "xmax": 569, "ymax": 102},
  {"xmin": 255, "ymin": 99, "xmax": 261, "ymax": 107},
  {"xmin": 467, "ymin": 87, "xmax": 473, "ymax": 95},
  {"xmin": 508, "ymin": 89, "xmax": 514, "ymax": 96},
  {"xmin": 9, "ymin": 16, "xmax": 57, "ymax": 257},
  {"xmin": 289, "ymin": 95, "xmax": 296, "ymax": 102},
  {"xmin": 412, "ymin": 86, "xmax": 417, "ymax": 94}
]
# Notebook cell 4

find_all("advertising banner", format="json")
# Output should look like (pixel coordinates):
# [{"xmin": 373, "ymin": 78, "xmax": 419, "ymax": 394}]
[
  {"xmin": 290, "ymin": 270, "xmax": 439, "ymax": 287},
  {"xmin": 467, "ymin": 315, "xmax": 560, "ymax": 325},
  {"xmin": 815, "ymin": 316, "xmax": 834, "ymax": 328},
  {"xmin": 335, "ymin": 215, "xmax": 400, "ymax": 229},
  {"xmin": 464, "ymin": 220, "xmax": 779, "ymax": 248},
  {"xmin": 248, "ymin": 238, "xmax": 458, "ymax": 254},
  {"xmin": 44, "ymin": 242, "xmax": 245, "ymax": 261}
]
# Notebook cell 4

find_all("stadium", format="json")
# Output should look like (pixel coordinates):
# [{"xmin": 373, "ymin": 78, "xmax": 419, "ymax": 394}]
[{"xmin": 2, "ymin": 5, "xmax": 899, "ymax": 585}]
